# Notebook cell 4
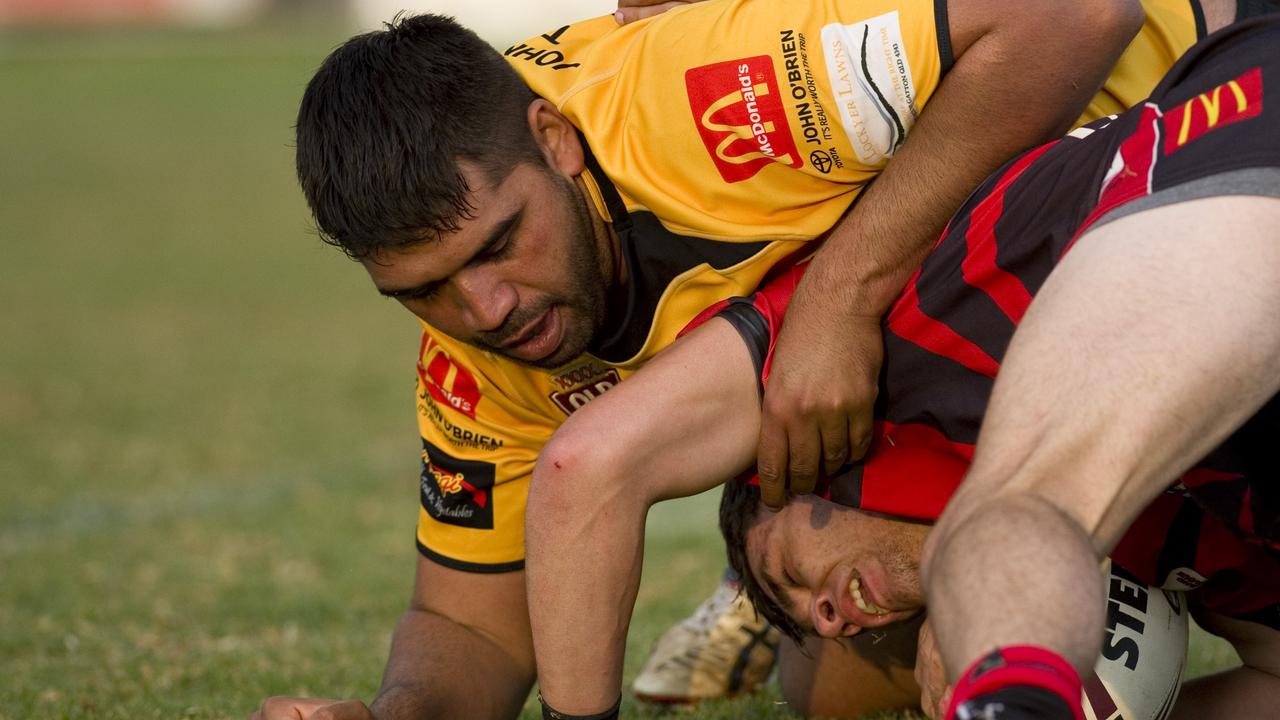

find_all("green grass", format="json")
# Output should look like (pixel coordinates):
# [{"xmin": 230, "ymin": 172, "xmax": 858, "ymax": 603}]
[{"xmin": 0, "ymin": 22, "xmax": 1240, "ymax": 720}]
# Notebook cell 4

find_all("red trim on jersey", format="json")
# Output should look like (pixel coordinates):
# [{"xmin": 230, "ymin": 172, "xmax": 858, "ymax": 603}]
[
  {"xmin": 887, "ymin": 145, "xmax": 1057, "ymax": 377},
  {"xmin": 1068, "ymin": 105, "xmax": 1163, "ymax": 251},
  {"xmin": 1181, "ymin": 467, "xmax": 1243, "ymax": 488},
  {"xmin": 887, "ymin": 279, "xmax": 1000, "ymax": 378},
  {"xmin": 960, "ymin": 144, "xmax": 1053, "ymax": 324},
  {"xmin": 1239, "ymin": 485, "xmax": 1256, "ymax": 537},
  {"xmin": 857, "ymin": 421, "xmax": 972, "ymax": 521}
]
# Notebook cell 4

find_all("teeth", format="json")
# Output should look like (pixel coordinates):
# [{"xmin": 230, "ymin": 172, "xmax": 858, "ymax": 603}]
[{"xmin": 848, "ymin": 575, "xmax": 889, "ymax": 615}]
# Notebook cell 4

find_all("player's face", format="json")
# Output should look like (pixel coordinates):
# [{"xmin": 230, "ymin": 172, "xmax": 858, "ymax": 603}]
[
  {"xmin": 363, "ymin": 161, "xmax": 612, "ymax": 369},
  {"xmin": 744, "ymin": 495, "xmax": 928, "ymax": 639}
]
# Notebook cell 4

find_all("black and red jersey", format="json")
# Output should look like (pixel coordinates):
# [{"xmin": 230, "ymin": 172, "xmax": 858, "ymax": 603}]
[{"xmin": 835, "ymin": 17, "xmax": 1280, "ymax": 624}]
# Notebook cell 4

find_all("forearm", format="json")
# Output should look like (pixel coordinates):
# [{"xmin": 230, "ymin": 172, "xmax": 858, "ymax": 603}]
[
  {"xmin": 524, "ymin": 318, "xmax": 760, "ymax": 713},
  {"xmin": 370, "ymin": 607, "xmax": 535, "ymax": 720},
  {"xmin": 1170, "ymin": 667, "xmax": 1280, "ymax": 720},
  {"xmin": 525, "ymin": 477, "xmax": 647, "ymax": 714},
  {"xmin": 803, "ymin": 0, "xmax": 1143, "ymax": 319},
  {"xmin": 1171, "ymin": 608, "xmax": 1280, "ymax": 720}
]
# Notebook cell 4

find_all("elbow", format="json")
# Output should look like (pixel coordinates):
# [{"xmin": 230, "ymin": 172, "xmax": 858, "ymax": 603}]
[
  {"xmin": 528, "ymin": 424, "xmax": 639, "ymax": 531},
  {"xmin": 1079, "ymin": 0, "xmax": 1145, "ymax": 50},
  {"xmin": 528, "ymin": 434, "xmax": 594, "ymax": 526}
]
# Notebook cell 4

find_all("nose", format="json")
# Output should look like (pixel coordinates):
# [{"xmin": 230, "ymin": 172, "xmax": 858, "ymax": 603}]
[
  {"xmin": 453, "ymin": 267, "xmax": 516, "ymax": 333},
  {"xmin": 811, "ymin": 591, "xmax": 860, "ymax": 639}
]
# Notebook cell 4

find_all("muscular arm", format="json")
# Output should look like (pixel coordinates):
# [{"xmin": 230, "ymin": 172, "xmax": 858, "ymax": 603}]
[
  {"xmin": 525, "ymin": 317, "xmax": 762, "ymax": 714},
  {"xmin": 371, "ymin": 556, "xmax": 536, "ymax": 719},
  {"xmin": 757, "ymin": 0, "xmax": 1146, "ymax": 506},
  {"xmin": 921, "ymin": 197, "xmax": 1280, "ymax": 683},
  {"xmin": 254, "ymin": 555, "xmax": 536, "ymax": 720}
]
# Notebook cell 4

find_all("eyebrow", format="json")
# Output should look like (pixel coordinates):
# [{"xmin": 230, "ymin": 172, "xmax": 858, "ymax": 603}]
[{"xmin": 376, "ymin": 210, "xmax": 522, "ymax": 299}]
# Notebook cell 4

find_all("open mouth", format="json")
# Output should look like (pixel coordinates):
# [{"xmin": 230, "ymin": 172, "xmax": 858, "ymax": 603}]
[
  {"xmin": 498, "ymin": 306, "xmax": 563, "ymax": 363},
  {"xmin": 848, "ymin": 572, "xmax": 890, "ymax": 616},
  {"xmin": 502, "ymin": 308, "xmax": 551, "ymax": 349}
]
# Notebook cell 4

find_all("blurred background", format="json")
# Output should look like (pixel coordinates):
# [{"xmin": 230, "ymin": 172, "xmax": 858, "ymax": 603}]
[
  {"xmin": 0, "ymin": 0, "xmax": 612, "ymax": 43},
  {"xmin": 0, "ymin": 2, "xmax": 735, "ymax": 719},
  {"xmin": 0, "ymin": 1, "xmax": 1239, "ymax": 719}
]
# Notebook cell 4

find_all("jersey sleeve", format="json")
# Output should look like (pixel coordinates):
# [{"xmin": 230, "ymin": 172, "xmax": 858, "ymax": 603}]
[{"xmin": 412, "ymin": 331, "xmax": 556, "ymax": 572}]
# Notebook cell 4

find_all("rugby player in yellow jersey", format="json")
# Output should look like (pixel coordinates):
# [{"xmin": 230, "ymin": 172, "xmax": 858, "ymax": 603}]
[{"xmin": 249, "ymin": 1, "xmax": 1227, "ymax": 719}]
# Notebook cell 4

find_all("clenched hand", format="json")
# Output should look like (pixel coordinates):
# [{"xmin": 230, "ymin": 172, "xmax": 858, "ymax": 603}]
[{"xmin": 757, "ymin": 295, "xmax": 881, "ymax": 509}]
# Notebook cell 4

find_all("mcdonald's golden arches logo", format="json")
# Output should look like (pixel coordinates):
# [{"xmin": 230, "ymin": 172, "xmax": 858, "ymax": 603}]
[
  {"xmin": 686, "ymin": 56, "xmax": 803, "ymax": 183},
  {"xmin": 1162, "ymin": 67, "xmax": 1263, "ymax": 155}
]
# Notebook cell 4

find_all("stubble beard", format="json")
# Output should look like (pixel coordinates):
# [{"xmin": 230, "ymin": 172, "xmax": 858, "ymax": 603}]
[{"xmin": 474, "ymin": 171, "xmax": 608, "ymax": 370}]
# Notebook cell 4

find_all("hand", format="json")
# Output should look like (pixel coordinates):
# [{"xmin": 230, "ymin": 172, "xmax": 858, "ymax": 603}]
[
  {"xmin": 757, "ymin": 306, "xmax": 881, "ymax": 509},
  {"xmin": 250, "ymin": 697, "xmax": 374, "ymax": 720},
  {"xmin": 614, "ymin": 0, "xmax": 706, "ymax": 24},
  {"xmin": 915, "ymin": 620, "xmax": 952, "ymax": 719}
]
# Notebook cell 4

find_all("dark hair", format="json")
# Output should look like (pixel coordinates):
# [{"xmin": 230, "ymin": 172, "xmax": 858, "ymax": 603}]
[
  {"xmin": 719, "ymin": 481, "xmax": 806, "ymax": 644},
  {"xmin": 295, "ymin": 14, "xmax": 543, "ymax": 259}
]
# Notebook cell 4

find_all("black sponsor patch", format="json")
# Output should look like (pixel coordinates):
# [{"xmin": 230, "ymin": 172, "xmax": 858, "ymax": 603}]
[{"xmin": 420, "ymin": 440, "xmax": 496, "ymax": 530}]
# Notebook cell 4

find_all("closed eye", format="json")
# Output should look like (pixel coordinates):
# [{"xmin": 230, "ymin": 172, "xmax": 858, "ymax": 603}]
[
  {"xmin": 475, "ymin": 213, "xmax": 520, "ymax": 264},
  {"xmin": 781, "ymin": 567, "xmax": 798, "ymax": 587},
  {"xmin": 402, "ymin": 282, "xmax": 443, "ymax": 301}
]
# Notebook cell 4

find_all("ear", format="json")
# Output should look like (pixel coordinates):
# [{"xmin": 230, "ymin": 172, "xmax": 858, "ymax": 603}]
[{"xmin": 527, "ymin": 98, "xmax": 585, "ymax": 178}]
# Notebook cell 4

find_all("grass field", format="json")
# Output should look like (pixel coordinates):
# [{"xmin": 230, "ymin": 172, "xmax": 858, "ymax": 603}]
[{"xmin": 0, "ymin": 22, "xmax": 1241, "ymax": 720}]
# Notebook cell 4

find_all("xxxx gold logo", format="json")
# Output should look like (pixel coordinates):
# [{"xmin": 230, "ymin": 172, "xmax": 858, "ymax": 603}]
[
  {"xmin": 686, "ymin": 56, "xmax": 802, "ymax": 183},
  {"xmin": 1163, "ymin": 66, "xmax": 1263, "ymax": 155}
]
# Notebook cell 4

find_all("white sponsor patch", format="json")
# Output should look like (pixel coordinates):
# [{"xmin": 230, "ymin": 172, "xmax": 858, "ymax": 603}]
[
  {"xmin": 821, "ymin": 12, "xmax": 919, "ymax": 165},
  {"xmin": 1161, "ymin": 567, "xmax": 1207, "ymax": 591}
]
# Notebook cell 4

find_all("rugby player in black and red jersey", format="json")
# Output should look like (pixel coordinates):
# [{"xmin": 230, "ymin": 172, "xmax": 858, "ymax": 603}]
[{"xmin": 531, "ymin": 11, "xmax": 1280, "ymax": 720}]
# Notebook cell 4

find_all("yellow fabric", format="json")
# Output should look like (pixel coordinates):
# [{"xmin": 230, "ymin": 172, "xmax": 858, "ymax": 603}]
[
  {"xmin": 1083, "ymin": 0, "xmax": 1202, "ymax": 121},
  {"xmin": 510, "ymin": 0, "xmax": 950, "ymax": 241},
  {"xmin": 415, "ymin": 0, "xmax": 1201, "ymax": 570}
]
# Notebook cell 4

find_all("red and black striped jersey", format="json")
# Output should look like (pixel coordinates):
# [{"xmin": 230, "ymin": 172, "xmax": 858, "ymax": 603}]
[{"xmin": 838, "ymin": 17, "xmax": 1280, "ymax": 625}]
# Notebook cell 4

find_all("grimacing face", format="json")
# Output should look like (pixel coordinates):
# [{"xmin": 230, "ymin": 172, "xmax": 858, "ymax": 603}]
[
  {"xmin": 363, "ymin": 160, "xmax": 612, "ymax": 370},
  {"xmin": 744, "ymin": 495, "xmax": 930, "ymax": 639}
]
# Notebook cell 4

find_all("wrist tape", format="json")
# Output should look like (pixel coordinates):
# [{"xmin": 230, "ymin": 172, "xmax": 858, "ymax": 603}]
[
  {"xmin": 945, "ymin": 645, "xmax": 1083, "ymax": 720},
  {"xmin": 539, "ymin": 693, "xmax": 621, "ymax": 720}
]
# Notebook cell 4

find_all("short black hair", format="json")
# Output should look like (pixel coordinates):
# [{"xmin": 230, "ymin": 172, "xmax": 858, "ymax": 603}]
[
  {"xmin": 719, "ymin": 481, "xmax": 806, "ymax": 644},
  {"xmin": 295, "ymin": 14, "xmax": 543, "ymax": 259}
]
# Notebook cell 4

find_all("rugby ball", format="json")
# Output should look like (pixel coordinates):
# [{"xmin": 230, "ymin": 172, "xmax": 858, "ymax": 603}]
[{"xmin": 1084, "ymin": 559, "xmax": 1188, "ymax": 720}]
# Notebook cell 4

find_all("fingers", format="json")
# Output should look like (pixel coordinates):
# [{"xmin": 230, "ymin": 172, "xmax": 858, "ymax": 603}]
[
  {"xmin": 759, "ymin": 398, "xmax": 848, "ymax": 507},
  {"xmin": 915, "ymin": 621, "xmax": 948, "ymax": 720},
  {"xmin": 847, "ymin": 406, "xmax": 874, "ymax": 462},
  {"xmin": 786, "ymin": 422, "xmax": 820, "ymax": 497},
  {"xmin": 819, "ymin": 415, "xmax": 851, "ymax": 476},
  {"xmin": 757, "ymin": 404, "xmax": 788, "ymax": 510},
  {"xmin": 613, "ymin": 1, "xmax": 690, "ymax": 24},
  {"xmin": 312, "ymin": 701, "xmax": 373, "ymax": 720},
  {"xmin": 252, "ymin": 698, "xmax": 368, "ymax": 720}
]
